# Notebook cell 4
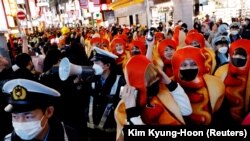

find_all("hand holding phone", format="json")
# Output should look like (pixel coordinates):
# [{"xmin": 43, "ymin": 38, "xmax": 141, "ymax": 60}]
[{"xmin": 119, "ymin": 85, "xmax": 138, "ymax": 109}]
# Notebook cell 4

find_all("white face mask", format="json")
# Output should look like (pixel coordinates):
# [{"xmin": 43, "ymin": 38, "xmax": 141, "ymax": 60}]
[
  {"xmin": 218, "ymin": 46, "xmax": 228, "ymax": 54},
  {"xmin": 93, "ymin": 64, "xmax": 104, "ymax": 75},
  {"xmin": 231, "ymin": 30, "xmax": 239, "ymax": 35},
  {"xmin": 12, "ymin": 116, "xmax": 47, "ymax": 140}
]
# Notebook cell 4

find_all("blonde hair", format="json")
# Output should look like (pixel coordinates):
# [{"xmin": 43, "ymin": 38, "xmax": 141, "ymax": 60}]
[{"xmin": 144, "ymin": 63, "xmax": 160, "ymax": 87}]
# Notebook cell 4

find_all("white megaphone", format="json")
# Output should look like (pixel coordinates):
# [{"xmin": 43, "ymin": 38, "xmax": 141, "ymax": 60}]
[{"xmin": 59, "ymin": 57, "xmax": 103, "ymax": 81}]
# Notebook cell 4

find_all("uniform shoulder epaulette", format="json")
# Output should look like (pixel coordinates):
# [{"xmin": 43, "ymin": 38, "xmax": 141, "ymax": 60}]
[{"xmin": 4, "ymin": 133, "xmax": 12, "ymax": 141}]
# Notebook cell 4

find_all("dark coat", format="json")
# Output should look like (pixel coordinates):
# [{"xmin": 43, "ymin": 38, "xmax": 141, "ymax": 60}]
[
  {"xmin": 87, "ymin": 73, "xmax": 126, "ymax": 129},
  {"xmin": 13, "ymin": 68, "xmax": 37, "ymax": 81}
]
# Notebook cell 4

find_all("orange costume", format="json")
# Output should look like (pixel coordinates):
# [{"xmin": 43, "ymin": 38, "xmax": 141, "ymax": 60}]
[
  {"xmin": 115, "ymin": 55, "xmax": 190, "ymax": 140},
  {"xmin": 172, "ymin": 47, "xmax": 224, "ymax": 125},
  {"xmin": 110, "ymin": 38, "xmax": 130, "ymax": 73},
  {"xmin": 128, "ymin": 40, "xmax": 146, "ymax": 56},
  {"xmin": 172, "ymin": 25, "xmax": 186, "ymax": 48},
  {"xmin": 157, "ymin": 39, "xmax": 177, "ymax": 78},
  {"xmin": 58, "ymin": 26, "xmax": 70, "ymax": 49},
  {"xmin": 215, "ymin": 39, "xmax": 250, "ymax": 123},
  {"xmin": 185, "ymin": 32, "xmax": 216, "ymax": 74}
]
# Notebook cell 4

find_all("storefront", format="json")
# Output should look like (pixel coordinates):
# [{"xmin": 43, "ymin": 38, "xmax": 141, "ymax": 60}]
[
  {"xmin": 151, "ymin": 0, "xmax": 173, "ymax": 27},
  {"xmin": 109, "ymin": 0, "xmax": 146, "ymax": 26}
]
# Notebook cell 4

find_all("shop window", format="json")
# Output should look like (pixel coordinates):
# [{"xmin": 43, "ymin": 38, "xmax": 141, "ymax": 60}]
[{"xmin": 129, "ymin": 15, "xmax": 133, "ymax": 25}]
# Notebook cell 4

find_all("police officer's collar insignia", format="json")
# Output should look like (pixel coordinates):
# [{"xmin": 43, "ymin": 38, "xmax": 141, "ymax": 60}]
[{"xmin": 12, "ymin": 85, "xmax": 27, "ymax": 100}]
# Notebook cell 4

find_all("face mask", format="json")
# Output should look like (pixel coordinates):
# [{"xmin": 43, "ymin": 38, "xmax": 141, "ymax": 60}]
[
  {"xmin": 218, "ymin": 46, "xmax": 228, "ymax": 54},
  {"xmin": 231, "ymin": 30, "xmax": 239, "ymax": 35},
  {"xmin": 12, "ymin": 116, "xmax": 47, "ymax": 140},
  {"xmin": 131, "ymin": 50, "xmax": 141, "ymax": 56},
  {"xmin": 93, "ymin": 64, "xmax": 104, "ymax": 75},
  {"xmin": 232, "ymin": 58, "xmax": 247, "ymax": 67},
  {"xmin": 180, "ymin": 69, "xmax": 198, "ymax": 81},
  {"xmin": 116, "ymin": 49, "xmax": 124, "ymax": 55}
]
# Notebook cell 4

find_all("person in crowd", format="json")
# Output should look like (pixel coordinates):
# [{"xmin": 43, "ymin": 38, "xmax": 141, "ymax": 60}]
[
  {"xmin": 39, "ymin": 48, "xmax": 62, "ymax": 91},
  {"xmin": 157, "ymin": 39, "xmax": 177, "ymax": 78},
  {"xmin": 203, "ymin": 14, "xmax": 213, "ymax": 29},
  {"xmin": 157, "ymin": 22, "xmax": 164, "ymax": 32},
  {"xmin": 12, "ymin": 53, "xmax": 38, "ymax": 81},
  {"xmin": 86, "ymin": 47, "xmax": 126, "ymax": 141},
  {"xmin": 59, "ymin": 26, "xmax": 70, "ymax": 49},
  {"xmin": 212, "ymin": 35, "xmax": 231, "ymax": 71},
  {"xmin": 185, "ymin": 31, "xmax": 217, "ymax": 74},
  {"xmin": 0, "ymin": 56, "xmax": 12, "ymax": 140},
  {"xmin": 60, "ymin": 41, "xmax": 90, "ymax": 141},
  {"xmin": 101, "ymin": 38, "xmax": 110, "ymax": 51},
  {"xmin": 2, "ymin": 79, "xmax": 80, "ymax": 141},
  {"xmin": 193, "ymin": 18, "xmax": 202, "ymax": 33},
  {"xmin": 172, "ymin": 46, "xmax": 225, "ymax": 125},
  {"xmin": 215, "ymin": 23, "xmax": 229, "ymax": 37},
  {"xmin": 229, "ymin": 22, "xmax": 241, "ymax": 43},
  {"xmin": 66, "ymin": 42, "xmax": 89, "ymax": 66},
  {"xmin": 216, "ymin": 18, "xmax": 223, "ymax": 26},
  {"xmin": 240, "ymin": 17, "xmax": 250, "ymax": 39},
  {"xmin": 165, "ymin": 28, "xmax": 174, "ymax": 39},
  {"xmin": 110, "ymin": 37, "xmax": 129, "ymax": 76},
  {"xmin": 214, "ymin": 39, "xmax": 250, "ymax": 125},
  {"xmin": 207, "ymin": 23, "xmax": 219, "ymax": 45},
  {"xmin": 115, "ymin": 55, "xmax": 192, "ymax": 140},
  {"xmin": 128, "ymin": 40, "xmax": 146, "ymax": 56}
]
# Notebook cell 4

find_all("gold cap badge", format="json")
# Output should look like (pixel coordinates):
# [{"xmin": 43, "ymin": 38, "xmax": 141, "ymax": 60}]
[{"xmin": 12, "ymin": 85, "xmax": 27, "ymax": 100}]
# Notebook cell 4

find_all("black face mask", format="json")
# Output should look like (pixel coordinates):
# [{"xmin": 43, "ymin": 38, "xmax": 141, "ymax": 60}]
[
  {"xmin": 131, "ymin": 50, "xmax": 141, "ymax": 56},
  {"xmin": 180, "ymin": 69, "xmax": 198, "ymax": 81},
  {"xmin": 232, "ymin": 58, "xmax": 247, "ymax": 67}
]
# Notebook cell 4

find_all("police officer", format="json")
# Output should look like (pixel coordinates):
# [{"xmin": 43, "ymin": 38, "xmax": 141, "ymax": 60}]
[
  {"xmin": 212, "ymin": 35, "xmax": 231, "ymax": 72},
  {"xmin": 86, "ymin": 47, "xmax": 126, "ymax": 141},
  {"xmin": 2, "ymin": 79, "xmax": 80, "ymax": 141}
]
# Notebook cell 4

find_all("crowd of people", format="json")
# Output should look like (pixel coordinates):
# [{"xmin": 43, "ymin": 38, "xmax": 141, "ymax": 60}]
[{"xmin": 1, "ymin": 14, "xmax": 250, "ymax": 141}]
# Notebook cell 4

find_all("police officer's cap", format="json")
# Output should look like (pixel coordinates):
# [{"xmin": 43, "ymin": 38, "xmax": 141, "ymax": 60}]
[
  {"xmin": 91, "ymin": 47, "xmax": 118, "ymax": 62},
  {"xmin": 212, "ymin": 35, "xmax": 230, "ymax": 47},
  {"xmin": 2, "ymin": 79, "xmax": 60, "ymax": 113},
  {"xmin": 218, "ymin": 24, "xmax": 228, "ymax": 34}
]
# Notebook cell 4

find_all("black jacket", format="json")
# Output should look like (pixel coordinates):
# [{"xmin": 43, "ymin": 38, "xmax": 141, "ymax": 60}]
[{"xmin": 87, "ymin": 73, "xmax": 126, "ymax": 129}]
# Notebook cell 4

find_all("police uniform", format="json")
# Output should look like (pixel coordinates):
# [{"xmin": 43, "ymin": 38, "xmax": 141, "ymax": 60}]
[
  {"xmin": 212, "ymin": 35, "xmax": 231, "ymax": 72},
  {"xmin": 87, "ymin": 47, "xmax": 126, "ymax": 141},
  {"xmin": 2, "ymin": 79, "xmax": 80, "ymax": 141}
]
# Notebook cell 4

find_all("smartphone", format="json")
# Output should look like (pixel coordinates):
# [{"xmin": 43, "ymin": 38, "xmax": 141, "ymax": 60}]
[
  {"xmin": 119, "ymin": 86, "xmax": 138, "ymax": 98},
  {"xmin": 146, "ymin": 30, "xmax": 154, "ymax": 42}
]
